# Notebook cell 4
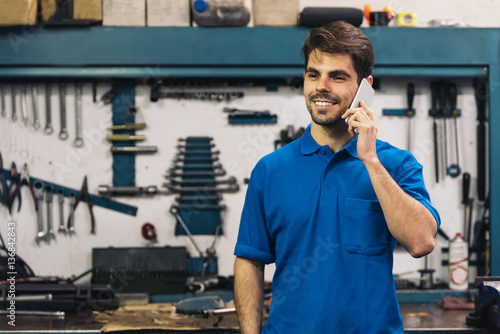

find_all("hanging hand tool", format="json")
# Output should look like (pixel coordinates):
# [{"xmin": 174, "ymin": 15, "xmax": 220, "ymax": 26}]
[
  {"xmin": 34, "ymin": 181, "xmax": 47, "ymax": 244},
  {"xmin": 7, "ymin": 163, "xmax": 38, "ymax": 214},
  {"xmin": 110, "ymin": 146, "xmax": 157, "ymax": 153},
  {"xmin": 7, "ymin": 162, "xmax": 21, "ymax": 212},
  {"xmin": 169, "ymin": 163, "xmax": 222, "ymax": 171},
  {"xmin": 438, "ymin": 81, "xmax": 449, "ymax": 176},
  {"xmin": 74, "ymin": 82, "xmax": 84, "ymax": 147},
  {"xmin": 67, "ymin": 192, "xmax": 76, "ymax": 234},
  {"xmin": 165, "ymin": 176, "xmax": 237, "ymax": 186},
  {"xmin": 105, "ymin": 134, "xmax": 146, "ymax": 142},
  {"xmin": 31, "ymin": 84, "xmax": 41, "ymax": 130},
  {"xmin": 176, "ymin": 150, "xmax": 220, "ymax": 157},
  {"xmin": 67, "ymin": 176, "xmax": 95, "ymax": 234},
  {"xmin": 430, "ymin": 82, "xmax": 440, "ymax": 183},
  {"xmin": 0, "ymin": 153, "xmax": 8, "ymax": 206},
  {"xmin": 97, "ymin": 185, "xmax": 158, "ymax": 197},
  {"xmin": 406, "ymin": 83, "xmax": 415, "ymax": 151},
  {"xmin": 168, "ymin": 170, "xmax": 226, "ymax": 178},
  {"xmin": 44, "ymin": 185, "xmax": 56, "ymax": 241},
  {"xmin": 447, "ymin": 82, "xmax": 461, "ymax": 177},
  {"xmin": 0, "ymin": 82, "xmax": 5, "ymax": 117},
  {"xmin": 108, "ymin": 122, "xmax": 146, "ymax": 131},
  {"xmin": 462, "ymin": 172, "xmax": 471, "ymax": 240},
  {"xmin": 56, "ymin": 188, "xmax": 66, "ymax": 234},
  {"xmin": 473, "ymin": 78, "xmax": 487, "ymax": 201},
  {"xmin": 21, "ymin": 84, "xmax": 29, "ymax": 126},
  {"xmin": 10, "ymin": 84, "xmax": 17, "ymax": 122},
  {"xmin": 164, "ymin": 183, "xmax": 239, "ymax": 194},
  {"xmin": 44, "ymin": 81, "xmax": 53, "ymax": 134},
  {"xmin": 58, "ymin": 81, "xmax": 68, "ymax": 140}
]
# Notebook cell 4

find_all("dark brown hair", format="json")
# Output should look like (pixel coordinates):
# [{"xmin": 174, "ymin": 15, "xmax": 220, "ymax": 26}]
[{"xmin": 302, "ymin": 21, "xmax": 374, "ymax": 83}]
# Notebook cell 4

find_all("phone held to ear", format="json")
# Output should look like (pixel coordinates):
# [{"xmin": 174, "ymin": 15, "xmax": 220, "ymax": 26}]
[{"xmin": 345, "ymin": 78, "xmax": 375, "ymax": 134}]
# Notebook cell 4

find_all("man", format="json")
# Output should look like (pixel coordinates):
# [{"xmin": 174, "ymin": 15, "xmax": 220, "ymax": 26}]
[{"xmin": 234, "ymin": 21, "xmax": 440, "ymax": 333}]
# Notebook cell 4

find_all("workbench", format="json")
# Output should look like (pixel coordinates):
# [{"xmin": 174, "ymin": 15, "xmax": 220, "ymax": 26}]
[{"xmin": 0, "ymin": 303, "xmax": 495, "ymax": 333}]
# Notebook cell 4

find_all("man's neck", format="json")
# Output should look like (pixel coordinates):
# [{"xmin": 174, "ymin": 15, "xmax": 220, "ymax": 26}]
[{"xmin": 310, "ymin": 122, "xmax": 352, "ymax": 153}]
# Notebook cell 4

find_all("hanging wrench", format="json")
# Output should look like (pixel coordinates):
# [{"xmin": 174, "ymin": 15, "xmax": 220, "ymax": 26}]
[
  {"xmin": 34, "ymin": 181, "xmax": 47, "ymax": 244},
  {"xmin": 21, "ymin": 84, "xmax": 29, "ymax": 126},
  {"xmin": 1, "ymin": 82, "xmax": 5, "ymax": 117},
  {"xmin": 44, "ymin": 82, "xmax": 53, "ymax": 134},
  {"xmin": 74, "ymin": 82, "xmax": 84, "ymax": 147},
  {"xmin": 44, "ymin": 185, "xmax": 55, "ymax": 241},
  {"xmin": 67, "ymin": 192, "xmax": 76, "ymax": 234},
  {"xmin": 10, "ymin": 84, "xmax": 17, "ymax": 122},
  {"xmin": 57, "ymin": 189, "xmax": 66, "ymax": 233},
  {"xmin": 58, "ymin": 82, "xmax": 68, "ymax": 140},
  {"xmin": 31, "ymin": 84, "xmax": 41, "ymax": 130}
]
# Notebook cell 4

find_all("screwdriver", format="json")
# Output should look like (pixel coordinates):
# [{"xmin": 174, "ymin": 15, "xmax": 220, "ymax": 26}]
[
  {"xmin": 462, "ymin": 172, "xmax": 470, "ymax": 240},
  {"xmin": 430, "ymin": 82, "xmax": 439, "ymax": 183},
  {"xmin": 406, "ymin": 83, "xmax": 415, "ymax": 151}
]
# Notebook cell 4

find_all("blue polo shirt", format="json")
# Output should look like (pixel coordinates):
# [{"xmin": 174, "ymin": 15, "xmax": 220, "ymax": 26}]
[{"xmin": 235, "ymin": 124, "xmax": 440, "ymax": 333}]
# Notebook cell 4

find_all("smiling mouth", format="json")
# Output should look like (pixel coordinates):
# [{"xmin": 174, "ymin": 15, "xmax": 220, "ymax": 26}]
[{"xmin": 314, "ymin": 101, "xmax": 335, "ymax": 107}]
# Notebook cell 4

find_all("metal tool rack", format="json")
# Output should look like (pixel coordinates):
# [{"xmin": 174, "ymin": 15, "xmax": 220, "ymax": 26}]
[{"xmin": 0, "ymin": 26, "xmax": 499, "ymax": 277}]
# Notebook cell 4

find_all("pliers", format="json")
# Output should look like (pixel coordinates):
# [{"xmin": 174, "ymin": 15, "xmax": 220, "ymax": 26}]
[
  {"xmin": 68, "ymin": 176, "xmax": 96, "ymax": 234},
  {"xmin": 8, "ymin": 163, "xmax": 38, "ymax": 214},
  {"xmin": 7, "ymin": 162, "xmax": 22, "ymax": 213}
]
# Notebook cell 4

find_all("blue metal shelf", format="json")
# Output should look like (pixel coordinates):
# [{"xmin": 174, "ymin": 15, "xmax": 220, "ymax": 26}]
[{"xmin": 0, "ymin": 26, "xmax": 498, "ymax": 275}]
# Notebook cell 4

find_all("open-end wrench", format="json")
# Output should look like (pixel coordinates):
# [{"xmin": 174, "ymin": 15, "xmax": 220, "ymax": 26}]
[
  {"xmin": 21, "ymin": 84, "xmax": 29, "ymax": 125},
  {"xmin": 44, "ymin": 185, "xmax": 55, "ymax": 241},
  {"xmin": 1, "ymin": 83, "xmax": 5, "ymax": 117},
  {"xmin": 58, "ymin": 82, "xmax": 68, "ymax": 140},
  {"xmin": 44, "ymin": 82, "xmax": 53, "ymax": 134},
  {"xmin": 31, "ymin": 84, "xmax": 41, "ymax": 130},
  {"xmin": 67, "ymin": 192, "xmax": 76, "ymax": 234},
  {"xmin": 56, "ymin": 189, "xmax": 66, "ymax": 233},
  {"xmin": 10, "ymin": 84, "xmax": 17, "ymax": 122},
  {"xmin": 74, "ymin": 82, "xmax": 84, "ymax": 147},
  {"xmin": 33, "ymin": 181, "xmax": 47, "ymax": 244}
]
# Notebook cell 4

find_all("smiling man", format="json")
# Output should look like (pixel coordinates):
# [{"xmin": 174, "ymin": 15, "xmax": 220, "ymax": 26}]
[{"xmin": 234, "ymin": 21, "xmax": 441, "ymax": 333}]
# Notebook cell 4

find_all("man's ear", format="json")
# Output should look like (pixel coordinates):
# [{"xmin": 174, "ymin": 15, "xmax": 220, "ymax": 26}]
[{"xmin": 366, "ymin": 75, "xmax": 374, "ymax": 86}]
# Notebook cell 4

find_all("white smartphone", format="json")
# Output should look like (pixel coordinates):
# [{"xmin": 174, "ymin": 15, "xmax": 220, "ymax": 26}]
[{"xmin": 345, "ymin": 78, "xmax": 375, "ymax": 131}]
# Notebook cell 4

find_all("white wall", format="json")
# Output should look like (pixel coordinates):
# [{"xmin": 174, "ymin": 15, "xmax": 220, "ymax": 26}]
[{"xmin": 0, "ymin": 1, "xmax": 492, "ymax": 288}]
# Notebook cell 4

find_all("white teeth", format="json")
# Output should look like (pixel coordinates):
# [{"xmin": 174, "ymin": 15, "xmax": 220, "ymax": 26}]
[{"xmin": 315, "ymin": 101, "xmax": 333, "ymax": 106}]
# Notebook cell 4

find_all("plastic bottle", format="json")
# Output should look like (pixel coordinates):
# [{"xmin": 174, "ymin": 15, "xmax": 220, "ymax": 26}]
[
  {"xmin": 448, "ymin": 233, "xmax": 469, "ymax": 290},
  {"xmin": 191, "ymin": 0, "xmax": 250, "ymax": 27}
]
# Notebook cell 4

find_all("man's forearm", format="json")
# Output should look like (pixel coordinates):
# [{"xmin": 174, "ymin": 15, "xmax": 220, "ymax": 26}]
[
  {"xmin": 234, "ymin": 256, "xmax": 265, "ymax": 334},
  {"xmin": 363, "ymin": 158, "xmax": 437, "ymax": 258}
]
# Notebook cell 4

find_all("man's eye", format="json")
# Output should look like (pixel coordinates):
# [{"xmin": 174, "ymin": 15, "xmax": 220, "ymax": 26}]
[
  {"xmin": 307, "ymin": 73, "xmax": 318, "ymax": 79},
  {"xmin": 334, "ymin": 76, "xmax": 345, "ymax": 81}
]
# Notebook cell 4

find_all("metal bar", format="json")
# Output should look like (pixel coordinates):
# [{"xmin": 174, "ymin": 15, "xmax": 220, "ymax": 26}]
[{"xmin": 1, "ymin": 169, "xmax": 137, "ymax": 216}]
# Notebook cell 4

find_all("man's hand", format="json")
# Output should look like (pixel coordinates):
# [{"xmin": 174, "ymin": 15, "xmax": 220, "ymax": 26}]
[{"xmin": 342, "ymin": 100, "xmax": 378, "ymax": 162}]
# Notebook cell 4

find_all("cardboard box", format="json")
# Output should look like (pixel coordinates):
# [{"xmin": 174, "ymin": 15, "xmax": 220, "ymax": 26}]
[
  {"xmin": 147, "ymin": 0, "xmax": 190, "ymax": 27},
  {"xmin": 74, "ymin": 0, "xmax": 103, "ymax": 21},
  {"xmin": 103, "ymin": 0, "xmax": 146, "ymax": 26},
  {"xmin": 40, "ymin": 0, "xmax": 57, "ymax": 22},
  {"xmin": 252, "ymin": 0, "xmax": 299, "ymax": 26},
  {"xmin": 0, "ymin": 0, "xmax": 38, "ymax": 26}
]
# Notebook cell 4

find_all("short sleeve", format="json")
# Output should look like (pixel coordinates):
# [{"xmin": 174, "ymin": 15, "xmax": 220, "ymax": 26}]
[
  {"xmin": 234, "ymin": 160, "xmax": 276, "ymax": 264},
  {"xmin": 390, "ymin": 153, "xmax": 441, "ymax": 230}
]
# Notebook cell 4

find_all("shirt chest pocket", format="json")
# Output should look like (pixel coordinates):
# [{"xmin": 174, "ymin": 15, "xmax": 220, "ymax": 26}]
[{"xmin": 342, "ymin": 198, "xmax": 389, "ymax": 256}]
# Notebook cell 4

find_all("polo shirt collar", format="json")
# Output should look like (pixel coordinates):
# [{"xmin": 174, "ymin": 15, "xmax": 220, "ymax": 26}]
[
  {"xmin": 299, "ymin": 124, "xmax": 322, "ymax": 155},
  {"xmin": 299, "ymin": 123, "xmax": 359, "ymax": 159}
]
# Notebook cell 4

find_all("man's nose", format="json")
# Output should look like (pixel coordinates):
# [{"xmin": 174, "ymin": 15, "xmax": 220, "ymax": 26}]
[{"xmin": 315, "ymin": 77, "xmax": 330, "ymax": 93}]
